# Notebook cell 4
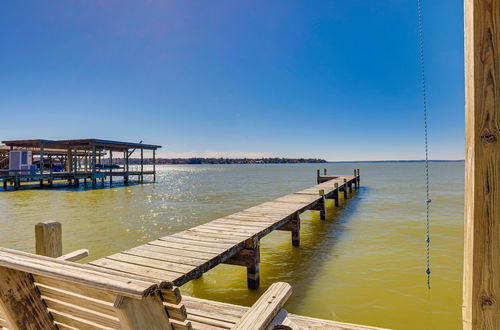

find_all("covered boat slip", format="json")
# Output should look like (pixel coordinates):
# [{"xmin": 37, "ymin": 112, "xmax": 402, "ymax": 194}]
[{"xmin": 0, "ymin": 138, "xmax": 161, "ymax": 190}]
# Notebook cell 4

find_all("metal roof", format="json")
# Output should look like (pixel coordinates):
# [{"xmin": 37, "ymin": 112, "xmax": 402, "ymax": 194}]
[{"xmin": 1, "ymin": 139, "xmax": 161, "ymax": 151}]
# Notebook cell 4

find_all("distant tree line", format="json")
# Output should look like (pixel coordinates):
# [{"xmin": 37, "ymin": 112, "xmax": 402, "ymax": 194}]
[{"xmin": 119, "ymin": 157, "xmax": 327, "ymax": 165}]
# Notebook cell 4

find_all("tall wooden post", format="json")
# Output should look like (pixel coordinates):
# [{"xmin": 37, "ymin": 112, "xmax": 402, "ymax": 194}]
[
  {"xmin": 463, "ymin": 1, "xmax": 500, "ymax": 328},
  {"xmin": 35, "ymin": 221, "xmax": 62, "ymax": 258},
  {"xmin": 316, "ymin": 169, "xmax": 320, "ymax": 184}
]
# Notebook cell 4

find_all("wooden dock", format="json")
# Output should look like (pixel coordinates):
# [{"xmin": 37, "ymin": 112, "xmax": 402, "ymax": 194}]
[
  {"xmin": 0, "ymin": 169, "xmax": 385, "ymax": 330},
  {"xmin": 89, "ymin": 170, "xmax": 360, "ymax": 290}
]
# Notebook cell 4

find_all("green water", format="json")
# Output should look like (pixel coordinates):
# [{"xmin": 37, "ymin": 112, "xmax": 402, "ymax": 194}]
[{"xmin": 0, "ymin": 162, "xmax": 463, "ymax": 329}]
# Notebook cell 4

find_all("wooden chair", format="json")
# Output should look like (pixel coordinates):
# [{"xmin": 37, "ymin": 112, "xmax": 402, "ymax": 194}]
[{"xmin": 0, "ymin": 247, "xmax": 294, "ymax": 330}]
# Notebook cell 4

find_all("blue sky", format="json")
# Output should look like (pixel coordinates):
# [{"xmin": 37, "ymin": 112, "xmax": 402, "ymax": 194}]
[{"xmin": 0, "ymin": 1, "xmax": 463, "ymax": 161}]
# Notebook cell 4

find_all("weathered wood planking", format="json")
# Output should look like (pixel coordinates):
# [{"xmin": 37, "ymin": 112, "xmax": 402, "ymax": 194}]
[
  {"xmin": 90, "ymin": 174, "xmax": 358, "ymax": 289},
  {"xmin": 182, "ymin": 295, "xmax": 387, "ymax": 330}
]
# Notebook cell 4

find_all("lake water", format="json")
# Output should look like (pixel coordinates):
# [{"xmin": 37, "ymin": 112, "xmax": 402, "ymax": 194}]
[{"xmin": 0, "ymin": 162, "xmax": 464, "ymax": 329}]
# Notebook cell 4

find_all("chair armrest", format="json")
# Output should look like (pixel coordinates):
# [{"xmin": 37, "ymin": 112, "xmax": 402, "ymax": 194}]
[
  {"xmin": 57, "ymin": 249, "xmax": 89, "ymax": 262},
  {"xmin": 233, "ymin": 282, "xmax": 292, "ymax": 330}
]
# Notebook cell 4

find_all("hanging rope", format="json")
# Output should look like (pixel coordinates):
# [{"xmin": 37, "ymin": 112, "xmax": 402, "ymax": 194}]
[{"xmin": 417, "ymin": 0, "xmax": 431, "ymax": 289}]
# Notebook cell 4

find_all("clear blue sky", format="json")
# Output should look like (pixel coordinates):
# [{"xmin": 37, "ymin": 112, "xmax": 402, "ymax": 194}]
[{"xmin": 0, "ymin": 1, "xmax": 463, "ymax": 161}]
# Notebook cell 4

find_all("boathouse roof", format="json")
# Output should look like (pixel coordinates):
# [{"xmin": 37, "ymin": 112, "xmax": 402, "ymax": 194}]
[{"xmin": 1, "ymin": 139, "xmax": 161, "ymax": 151}]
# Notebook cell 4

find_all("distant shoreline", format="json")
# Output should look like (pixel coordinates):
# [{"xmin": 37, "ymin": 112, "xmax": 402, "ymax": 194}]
[
  {"xmin": 124, "ymin": 157, "xmax": 327, "ymax": 165},
  {"xmin": 121, "ymin": 158, "xmax": 463, "ymax": 165}
]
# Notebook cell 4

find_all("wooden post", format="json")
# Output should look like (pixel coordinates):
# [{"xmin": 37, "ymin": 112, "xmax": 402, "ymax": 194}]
[
  {"xmin": 463, "ymin": 1, "xmax": 500, "ymax": 328},
  {"xmin": 357, "ymin": 168, "xmax": 361, "ymax": 186},
  {"xmin": 114, "ymin": 292, "xmax": 172, "ymax": 330},
  {"xmin": 153, "ymin": 149, "xmax": 156, "ymax": 182},
  {"xmin": 109, "ymin": 150, "xmax": 113, "ymax": 185},
  {"xmin": 124, "ymin": 150, "xmax": 129, "ymax": 184},
  {"xmin": 39, "ymin": 144, "xmax": 44, "ymax": 187},
  {"xmin": 349, "ymin": 181, "xmax": 353, "ymax": 194},
  {"xmin": 316, "ymin": 169, "xmax": 320, "ymax": 184},
  {"xmin": 73, "ymin": 149, "xmax": 78, "ymax": 186},
  {"xmin": 319, "ymin": 189, "xmax": 326, "ymax": 220},
  {"xmin": 291, "ymin": 211, "xmax": 300, "ymax": 247},
  {"xmin": 324, "ymin": 168, "xmax": 327, "ymax": 175},
  {"xmin": 35, "ymin": 221, "xmax": 62, "ymax": 258},
  {"xmin": 140, "ymin": 148, "xmax": 144, "ymax": 183},
  {"xmin": 0, "ymin": 266, "xmax": 56, "ymax": 329},
  {"xmin": 276, "ymin": 211, "xmax": 301, "ymax": 247},
  {"xmin": 49, "ymin": 155, "xmax": 53, "ymax": 186},
  {"xmin": 84, "ymin": 150, "xmax": 88, "ymax": 171},
  {"xmin": 334, "ymin": 183, "xmax": 339, "ymax": 207},
  {"xmin": 246, "ymin": 237, "xmax": 260, "ymax": 290},
  {"xmin": 343, "ymin": 178, "xmax": 348, "ymax": 199},
  {"xmin": 66, "ymin": 149, "xmax": 72, "ymax": 172},
  {"xmin": 92, "ymin": 146, "xmax": 97, "ymax": 187}
]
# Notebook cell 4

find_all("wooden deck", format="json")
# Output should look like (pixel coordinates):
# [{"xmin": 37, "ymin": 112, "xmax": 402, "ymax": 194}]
[
  {"xmin": 89, "ymin": 172, "xmax": 360, "ymax": 289},
  {"xmin": 182, "ymin": 295, "xmax": 385, "ymax": 330}
]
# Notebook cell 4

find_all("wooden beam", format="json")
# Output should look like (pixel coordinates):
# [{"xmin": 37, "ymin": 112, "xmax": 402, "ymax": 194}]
[
  {"xmin": 233, "ymin": 282, "xmax": 292, "ymax": 330},
  {"xmin": 35, "ymin": 221, "xmax": 62, "ymax": 258},
  {"xmin": 57, "ymin": 249, "xmax": 89, "ymax": 262},
  {"xmin": 0, "ymin": 266, "xmax": 56, "ymax": 329},
  {"xmin": 114, "ymin": 291, "xmax": 172, "ymax": 330},
  {"xmin": 463, "ymin": 0, "xmax": 500, "ymax": 328}
]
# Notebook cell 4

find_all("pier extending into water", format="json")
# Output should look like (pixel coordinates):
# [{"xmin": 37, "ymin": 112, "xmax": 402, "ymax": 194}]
[
  {"xmin": 89, "ymin": 169, "xmax": 360, "ymax": 290},
  {"xmin": 0, "ymin": 139, "xmax": 161, "ymax": 190},
  {"xmin": 0, "ymin": 169, "xmax": 378, "ymax": 330}
]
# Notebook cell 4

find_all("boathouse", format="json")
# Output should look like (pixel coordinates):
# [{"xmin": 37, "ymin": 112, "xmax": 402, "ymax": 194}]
[{"xmin": 0, "ymin": 139, "xmax": 161, "ymax": 190}]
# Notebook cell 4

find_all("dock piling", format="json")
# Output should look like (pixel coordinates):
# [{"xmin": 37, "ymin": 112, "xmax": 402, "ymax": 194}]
[
  {"xmin": 334, "ymin": 183, "xmax": 340, "ymax": 206},
  {"xmin": 245, "ymin": 238, "xmax": 260, "ymax": 290},
  {"xmin": 318, "ymin": 189, "xmax": 326, "ymax": 220},
  {"xmin": 343, "ymin": 179, "xmax": 348, "ymax": 199},
  {"xmin": 291, "ymin": 212, "xmax": 301, "ymax": 247}
]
